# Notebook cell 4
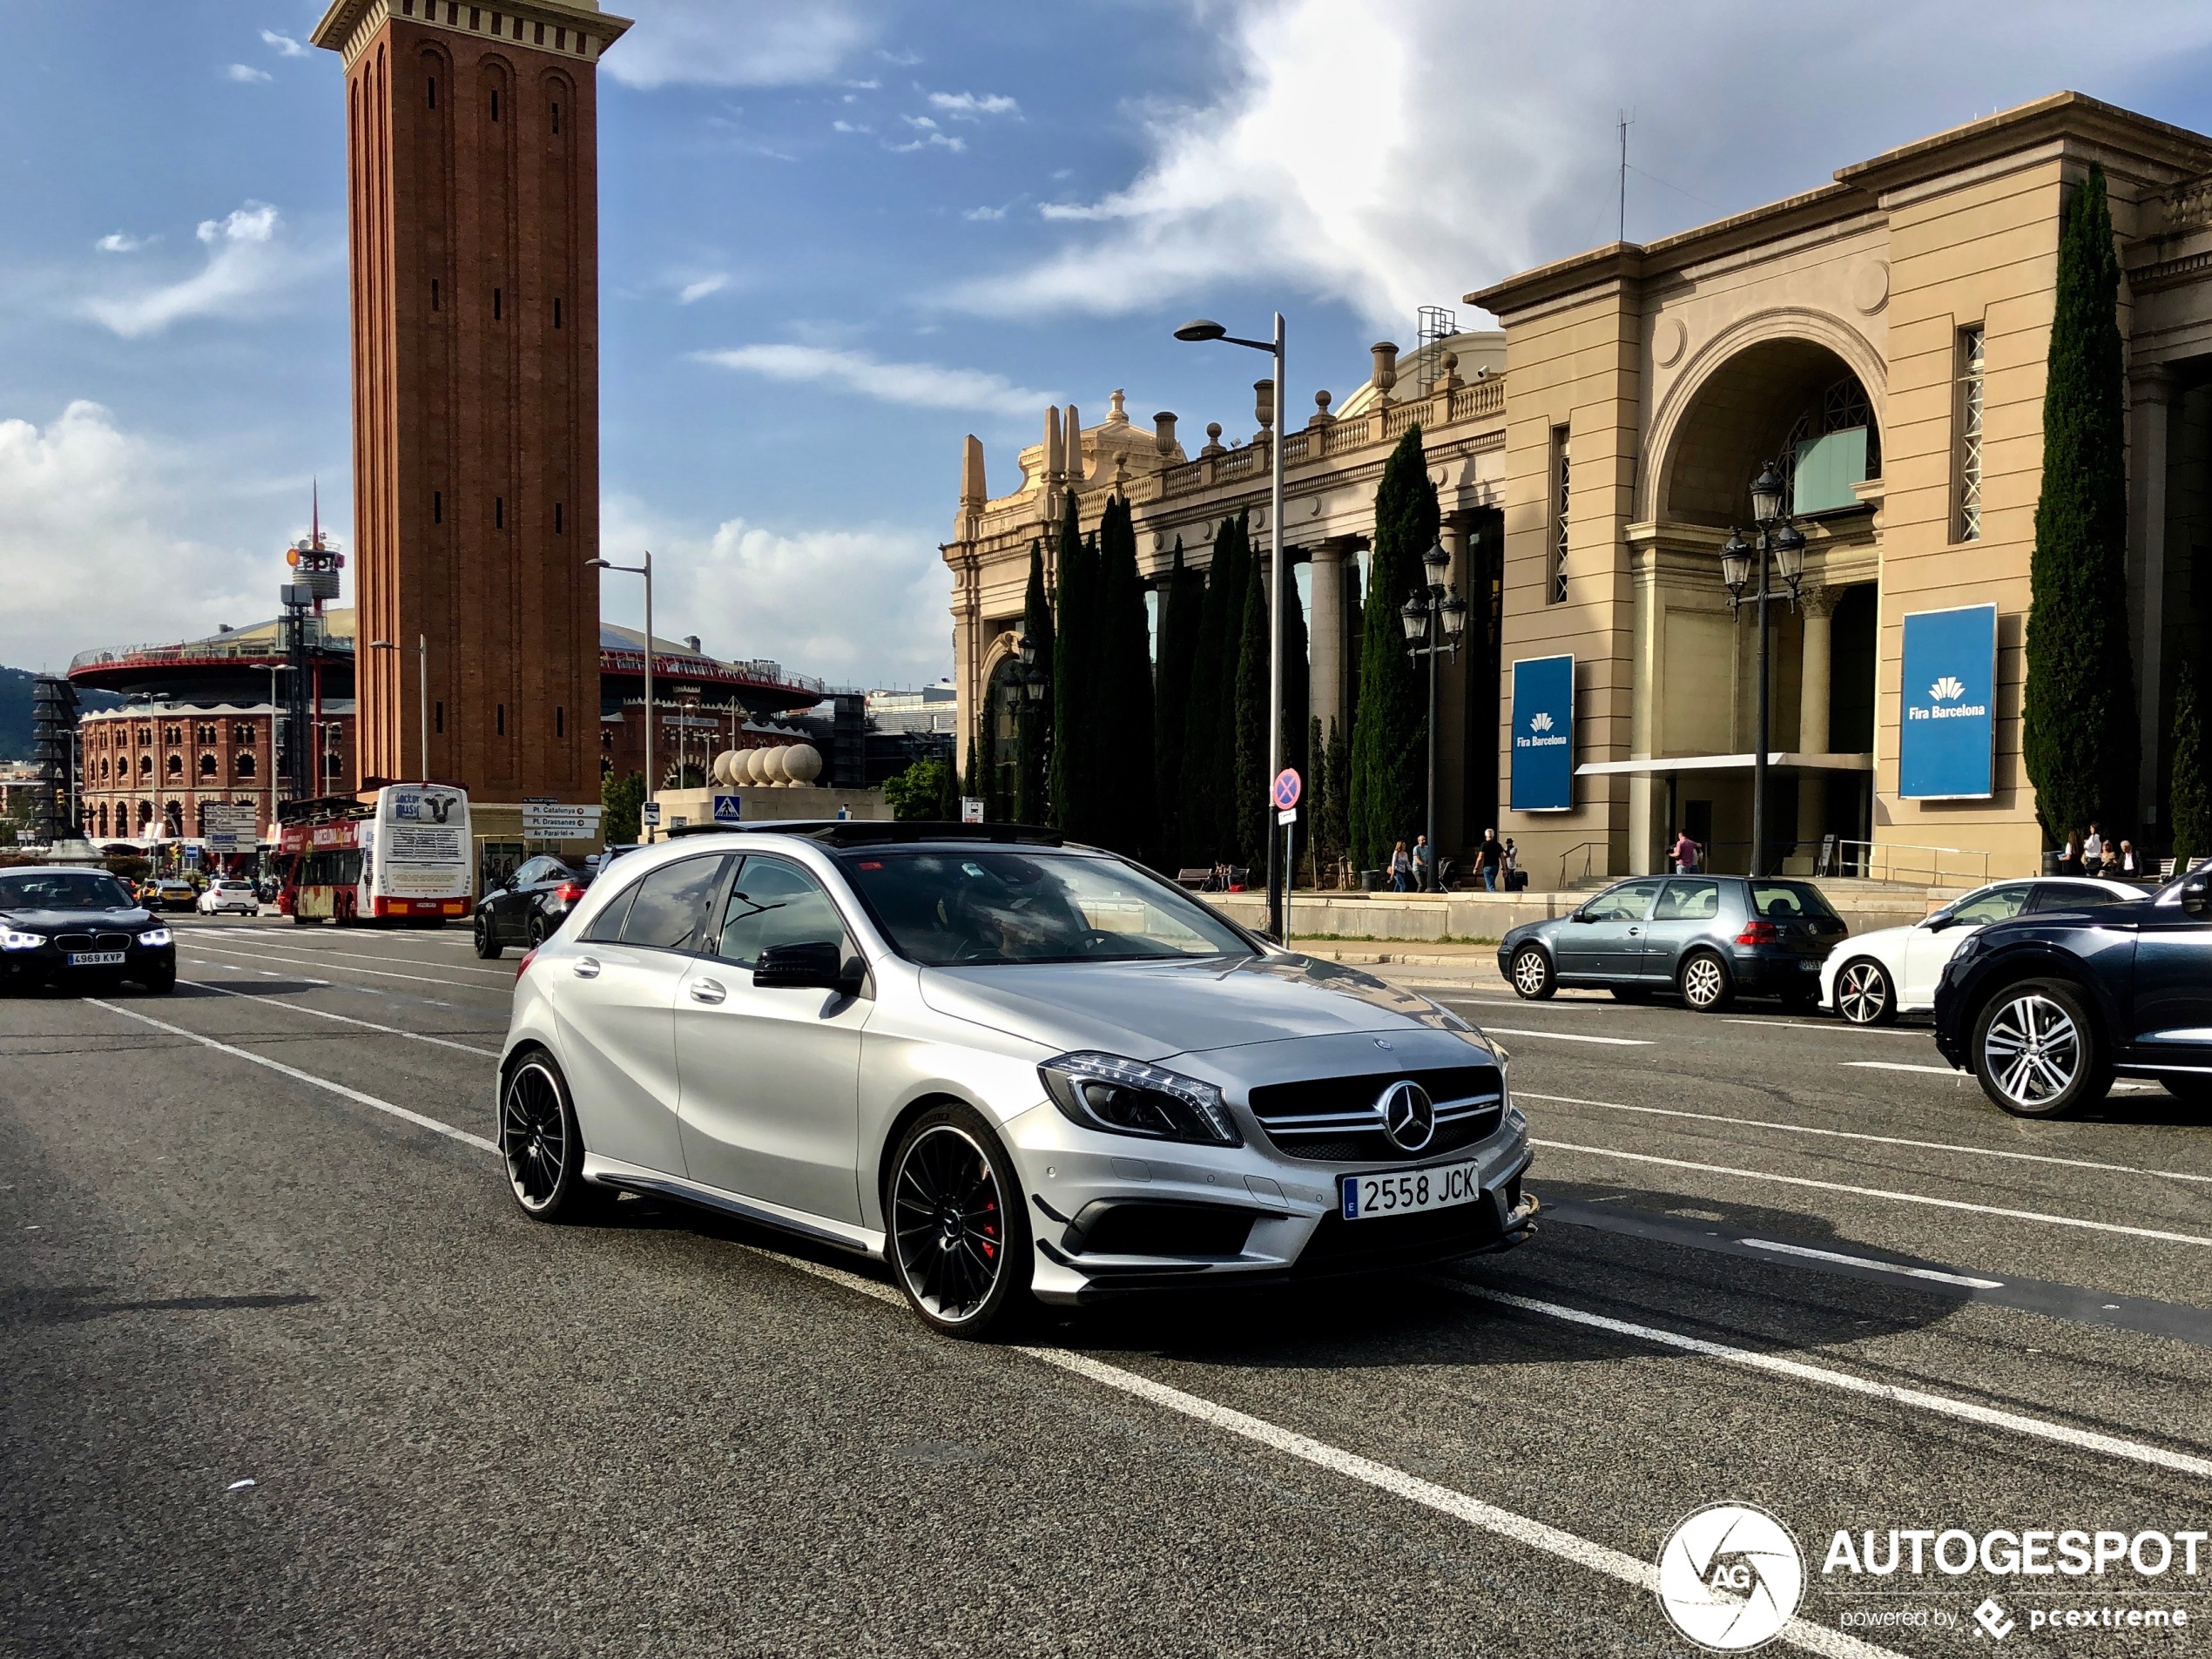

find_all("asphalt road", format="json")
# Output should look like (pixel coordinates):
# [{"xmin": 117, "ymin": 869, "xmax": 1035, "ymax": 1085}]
[{"xmin": 8, "ymin": 921, "xmax": 2212, "ymax": 1656}]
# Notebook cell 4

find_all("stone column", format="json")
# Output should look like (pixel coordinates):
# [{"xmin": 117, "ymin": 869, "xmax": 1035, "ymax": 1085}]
[
  {"xmin": 1795, "ymin": 587, "xmax": 1838, "ymax": 856},
  {"xmin": 2130, "ymin": 366, "xmax": 2173, "ymax": 828},
  {"xmin": 1308, "ymin": 538, "xmax": 1349, "ymax": 740}
]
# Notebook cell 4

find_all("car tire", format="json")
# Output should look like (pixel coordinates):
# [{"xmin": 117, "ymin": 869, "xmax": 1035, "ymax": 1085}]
[
  {"xmin": 291, "ymin": 913, "xmax": 317, "ymax": 927},
  {"xmin": 1508, "ymin": 946, "xmax": 1557, "ymax": 1001},
  {"xmin": 1834, "ymin": 958, "xmax": 1898, "ymax": 1026},
  {"xmin": 1678, "ymin": 949, "xmax": 1734, "ymax": 1012},
  {"xmin": 498, "ymin": 1049, "xmax": 609, "ymax": 1223},
  {"xmin": 884, "ymin": 1103, "xmax": 1034, "ymax": 1339},
  {"xmin": 474, "ymin": 914, "xmax": 502, "ymax": 960},
  {"xmin": 1971, "ymin": 978, "xmax": 2111, "ymax": 1119},
  {"xmin": 138, "ymin": 964, "xmax": 176, "ymax": 995},
  {"xmin": 527, "ymin": 914, "xmax": 549, "ymax": 948}
]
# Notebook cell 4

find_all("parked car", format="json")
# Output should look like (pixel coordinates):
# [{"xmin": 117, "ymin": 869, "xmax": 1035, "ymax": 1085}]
[
  {"xmin": 0, "ymin": 866, "xmax": 175, "ymax": 994},
  {"xmin": 197, "ymin": 878, "xmax": 262, "ymax": 917},
  {"xmin": 1822, "ymin": 875, "xmax": 2142, "ymax": 1025},
  {"xmin": 152, "ymin": 876, "xmax": 199, "ymax": 914},
  {"xmin": 1932, "ymin": 868, "xmax": 2199, "ymax": 1117},
  {"xmin": 496, "ymin": 823, "xmax": 1537, "ymax": 1336},
  {"xmin": 474, "ymin": 854, "xmax": 594, "ymax": 959},
  {"xmin": 1498, "ymin": 874, "xmax": 1848, "ymax": 1011}
]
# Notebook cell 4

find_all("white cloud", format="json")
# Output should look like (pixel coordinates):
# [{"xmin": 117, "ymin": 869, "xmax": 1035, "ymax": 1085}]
[
  {"xmin": 95, "ymin": 232, "xmax": 154, "ymax": 254},
  {"xmin": 695, "ymin": 343, "xmax": 1050, "ymax": 417},
  {"xmin": 953, "ymin": 0, "xmax": 2212, "ymax": 332},
  {"xmin": 962, "ymin": 205, "xmax": 1007, "ymax": 222},
  {"xmin": 604, "ymin": 3, "xmax": 883, "ymax": 90},
  {"xmin": 84, "ymin": 201, "xmax": 318, "ymax": 338},
  {"xmin": 928, "ymin": 91, "xmax": 1019, "ymax": 120},
  {"xmin": 902, "ymin": 114, "xmax": 938, "ymax": 130},
  {"xmin": 260, "ymin": 29, "xmax": 307, "ymax": 57},
  {"xmin": 678, "ymin": 273, "xmax": 732, "ymax": 304},
  {"xmin": 602, "ymin": 497, "xmax": 948, "ymax": 685},
  {"xmin": 832, "ymin": 119, "xmax": 871, "ymax": 134},
  {"xmin": 225, "ymin": 63, "xmax": 273, "ymax": 84},
  {"xmin": 887, "ymin": 131, "xmax": 964, "ymax": 154},
  {"xmin": 0, "ymin": 402, "xmax": 264, "ymax": 671}
]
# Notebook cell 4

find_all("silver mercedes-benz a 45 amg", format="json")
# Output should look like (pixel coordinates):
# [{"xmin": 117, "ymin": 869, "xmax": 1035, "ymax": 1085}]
[{"xmin": 496, "ymin": 822, "xmax": 1537, "ymax": 1335}]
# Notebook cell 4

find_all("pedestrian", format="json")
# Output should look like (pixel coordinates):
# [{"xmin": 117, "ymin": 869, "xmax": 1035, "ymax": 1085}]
[
  {"xmin": 1503, "ymin": 837, "xmax": 1520, "ymax": 890},
  {"xmin": 1412, "ymin": 833, "xmax": 1433, "ymax": 892},
  {"xmin": 1390, "ymin": 840, "xmax": 1413, "ymax": 893},
  {"xmin": 1671, "ymin": 826, "xmax": 1701, "ymax": 873},
  {"xmin": 2115, "ymin": 839, "xmax": 2141, "ymax": 878},
  {"xmin": 1477, "ymin": 827, "xmax": 1504, "ymax": 892},
  {"xmin": 2083, "ymin": 821, "xmax": 2105, "ymax": 876},
  {"xmin": 2060, "ymin": 831, "xmax": 2080, "ymax": 874}
]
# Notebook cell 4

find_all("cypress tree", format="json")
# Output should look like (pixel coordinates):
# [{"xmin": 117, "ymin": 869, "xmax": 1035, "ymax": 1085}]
[
  {"xmin": 1016, "ymin": 539, "xmax": 1054, "ymax": 824},
  {"xmin": 1231, "ymin": 543, "xmax": 1270, "ymax": 866},
  {"xmin": 1096, "ymin": 494, "xmax": 1156, "ymax": 862},
  {"xmin": 1151, "ymin": 538, "xmax": 1203, "ymax": 866},
  {"xmin": 1343, "ymin": 555, "xmax": 1365, "ymax": 738},
  {"xmin": 1208, "ymin": 514, "xmax": 1253, "ymax": 861},
  {"xmin": 2175, "ymin": 656, "xmax": 2210, "ymax": 871},
  {"xmin": 1350, "ymin": 427, "xmax": 1438, "ymax": 870},
  {"xmin": 1283, "ymin": 556, "xmax": 1311, "ymax": 797},
  {"xmin": 962, "ymin": 716, "xmax": 985, "ymax": 817},
  {"xmin": 934, "ymin": 745, "xmax": 960, "ymax": 819},
  {"xmin": 1049, "ymin": 494, "xmax": 1099, "ymax": 836},
  {"xmin": 2023, "ymin": 162, "xmax": 2134, "ymax": 845},
  {"xmin": 1177, "ymin": 513, "xmax": 1245, "ymax": 866},
  {"xmin": 1323, "ymin": 718, "xmax": 1352, "ymax": 887}
]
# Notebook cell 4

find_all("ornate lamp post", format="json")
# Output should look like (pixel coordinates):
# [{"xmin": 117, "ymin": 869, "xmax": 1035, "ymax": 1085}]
[
  {"xmin": 1398, "ymin": 536, "xmax": 1469, "ymax": 887},
  {"xmin": 588, "ymin": 552, "xmax": 654, "ymax": 834},
  {"xmin": 1719, "ymin": 462, "xmax": 1806, "ymax": 878}
]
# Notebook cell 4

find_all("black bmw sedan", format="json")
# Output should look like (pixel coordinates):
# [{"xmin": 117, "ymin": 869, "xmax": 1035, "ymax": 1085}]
[{"xmin": 0, "ymin": 867, "xmax": 177, "ymax": 995}]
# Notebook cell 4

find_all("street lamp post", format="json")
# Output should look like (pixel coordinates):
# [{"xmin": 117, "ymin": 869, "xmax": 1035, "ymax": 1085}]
[
  {"xmin": 368, "ymin": 634, "xmax": 429, "ymax": 781},
  {"xmin": 1175, "ymin": 313, "xmax": 1288, "ymax": 941},
  {"xmin": 1718, "ymin": 462, "xmax": 1806, "ymax": 879},
  {"xmin": 589, "ymin": 552, "xmax": 654, "ymax": 837},
  {"xmin": 1398, "ymin": 537, "xmax": 1469, "ymax": 889}
]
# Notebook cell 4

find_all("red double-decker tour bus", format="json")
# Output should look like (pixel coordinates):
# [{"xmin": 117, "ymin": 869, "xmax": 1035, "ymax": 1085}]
[{"xmin": 278, "ymin": 784, "xmax": 473, "ymax": 927}]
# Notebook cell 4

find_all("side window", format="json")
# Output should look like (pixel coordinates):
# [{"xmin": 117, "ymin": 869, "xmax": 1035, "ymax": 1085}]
[
  {"xmin": 715, "ymin": 856, "xmax": 849, "ymax": 968},
  {"xmin": 619, "ymin": 856, "xmax": 730, "ymax": 953},
  {"xmin": 580, "ymin": 880, "xmax": 639, "ymax": 943},
  {"xmin": 510, "ymin": 857, "xmax": 548, "ymax": 887},
  {"xmin": 1583, "ymin": 880, "xmax": 1663, "ymax": 923},
  {"xmin": 2028, "ymin": 882, "xmax": 2118, "ymax": 914},
  {"xmin": 1952, "ymin": 885, "xmax": 2031, "ymax": 925},
  {"xmin": 1654, "ymin": 879, "xmax": 1720, "ymax": 921}
]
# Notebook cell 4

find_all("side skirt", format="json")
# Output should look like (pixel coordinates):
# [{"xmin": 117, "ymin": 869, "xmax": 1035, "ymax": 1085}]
[{"xmin": 583, "ymin": 1154, "xmax": 887, "ymax": 1259}]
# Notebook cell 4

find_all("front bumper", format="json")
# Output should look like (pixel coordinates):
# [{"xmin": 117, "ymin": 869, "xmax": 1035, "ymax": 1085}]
[
  {"xmin": 1, "ymin": 940, "xmax": 174, "ymax": 982},
  {"xmin": 1729, "ymin": 947, "xmax": 1831, "ymax": 994}
]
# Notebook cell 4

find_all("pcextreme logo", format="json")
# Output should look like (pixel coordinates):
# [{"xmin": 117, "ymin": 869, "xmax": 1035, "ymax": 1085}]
[{"xmin": 1656, "ymin": 1502, "xmax": 1805, "ymax": 1651}]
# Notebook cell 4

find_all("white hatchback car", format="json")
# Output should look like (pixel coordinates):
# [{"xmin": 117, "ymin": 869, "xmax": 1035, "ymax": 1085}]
[
  {"xmin": 196, "ymin": 878, "xmax": 261, "ymax": 916},
  {"xmin": 496, "ymin": 824, "xmax": 1537, "ymax": 1336},
  {"xmin": 1820, "ymin": 874, "xmax": 2143, "ymax": 1025}
]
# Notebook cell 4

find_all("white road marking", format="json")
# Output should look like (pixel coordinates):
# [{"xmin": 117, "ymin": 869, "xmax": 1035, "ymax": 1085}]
[
  {"xmin": 1531, "ymin": 1138, "xmax": 2212, "ymax": 1247},
  {"xmin": 180, "ymin": 979, "xmax": 502, "ymax": 1058},
  {"xmin": 1515, "ymin": 1090, "xmax": 2212, "ymax": 1188},
  {"xmin": 1736, "ymin": 1238, "xmax": 2005, "ymax": 1289},
  {"xmin": 1844, "ymin": 1061, "xmax": 1960, "ymax": 1076},
  {"xmin": 180, "ymin": 942, "xmax": 497, "ymax": 992},
  {"xmin": 1483, "ymin": 1028, "xmax": 1652, "ymax": 1047},
  {"xmin": 242, "ymin": 942, "xmax": 515, "ymax": 979},
  {"xmin": 87, "ymin": 1000, "xmax": 496, "ymax": 1152},
  {"xmin": 1440, "ymin": 1281, "xmax": 2212, "ymax": 1480}
]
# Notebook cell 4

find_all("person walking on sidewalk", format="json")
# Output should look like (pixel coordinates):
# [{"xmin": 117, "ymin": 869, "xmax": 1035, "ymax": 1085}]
[
  {"xmin": 1671, "ymin": 826, "xmax": 1701, "ymax": 873},
  {"xmin": 1390, "ymin": 840, "xmax": 1413, "ymax": 893},
  {"xmin": 1412, "ymin": 834, "xmax": 1433, "ymax": 892},
  {"xmin": 1477, "ymin": 828, "xmax": 1504, "ymax": 893}
]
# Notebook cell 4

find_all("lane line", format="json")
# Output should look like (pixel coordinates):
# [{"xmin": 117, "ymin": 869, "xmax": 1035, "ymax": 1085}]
[
  {"xmin": 85, "ymin": 1001, "xmax": 496, "ymax": 1153},
  {"xmin": 180, "ymin": 979, "xmax": 503, "ymax": 1058},
  {"xmin": 1515, "ymin": 1090, "xmax": 2212, "ymax": 1189},
  {"xmin": 1441, "ymin": 1280, "xmax": 2212, "ymax": 1481},
  {"xmin": 1844, "ymin": 1061, "xmax": 1960, "ymax": 1076},
  {"xmin": 1737, "ymin": 1238, "xmax": 2004, "ymax": 1289},
  {"xmin": 219, "ymin": 941, "xmax": 515, "ymax": 980},
  {"xmin": 179, "ymin": 942, "xmax": 499, "ymax": 993},
  {"xmin": 1530, "ymin": 1137, "xmax": 2212, "ymax": 1248},
  {"xmin": 1484, "ymin": 1028, "xmax": 1652, "ymax": 1048}
]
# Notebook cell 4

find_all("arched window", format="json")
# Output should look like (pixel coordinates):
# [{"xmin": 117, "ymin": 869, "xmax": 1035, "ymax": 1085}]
[
  {"xmin": 166, "ymin": 754, "xmax": 183, "ymax": 777},
  {"xmin": 199, "ymin": 753, "xmax": 218, "ymax": 778},
  {"xmin": 139, "ymin": 754, "xmax": 153, "ymax": 776},
  {"xmin": 234, "ymin": 723, "xmax": 257, "ymax": 745},
  {"xmin": 235, "ymin": 752, "xmax": 257, "ymax": 779},
  {"xmin": 163, "ymin": 801, "xmax": 184, "ymax": 837},
  {"xmin": 138, "ymin": 800, "xmax": 153, "ymax": 830}
]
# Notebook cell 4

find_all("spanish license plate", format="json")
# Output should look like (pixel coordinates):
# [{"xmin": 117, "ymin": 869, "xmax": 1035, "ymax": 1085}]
[
  {"xmin": 1341, "ymin": 1159, "xmax": 1485, "ymax": 1221},
  {"xmin": 68, "ymin": 952, "xmax": 125, "ymax": 967}
]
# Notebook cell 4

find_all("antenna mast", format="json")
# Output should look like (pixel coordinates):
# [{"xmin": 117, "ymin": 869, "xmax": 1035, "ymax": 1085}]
[{"xmin": 1618, "ymin": 109, "xmax": 1632, "ymax": 243}]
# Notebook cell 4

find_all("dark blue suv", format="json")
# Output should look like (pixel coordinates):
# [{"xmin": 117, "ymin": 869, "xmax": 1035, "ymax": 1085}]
[
  {"xmin": 1499, "ymin": 875, "xmax": 1847, "ymax": 1011},
  {"xmin": 1932, "ymin": 867, "xmax": 2197, "ymax": 1117}
]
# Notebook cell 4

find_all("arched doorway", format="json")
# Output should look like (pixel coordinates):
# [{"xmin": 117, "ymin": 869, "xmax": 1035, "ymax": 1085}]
[{"xmin": 984, "ymin": 652, "xmax": 1026, "ymax": 813}]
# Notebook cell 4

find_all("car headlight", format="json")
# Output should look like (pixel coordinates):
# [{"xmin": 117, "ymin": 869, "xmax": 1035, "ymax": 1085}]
[
  {"xmin": 2, "ymin": 929, "xmax": 46, "ymax": 951},
  {"xmin": 1038, "ymin": 1051, "xmax": 1242, "ymax": 1147},
  {"xmin": 138, "ymin": 927, "xmax": 172, "ymax": 948}
]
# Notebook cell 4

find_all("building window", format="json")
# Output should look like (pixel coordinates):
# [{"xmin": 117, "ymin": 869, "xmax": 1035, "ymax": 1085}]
[
  {"xmin": 495, "ymin": 496, "xmax": 504, "ymax": 529},
  {"xmin": 556, "ymin": 706, "xmax": 564, "ymax": 738},
  {"xmin": 493, "ymin": 287, "xmax": 502, "ymax": 320},
  {"xmin": 535, "ymin": 22, "xmax": 544, "ymax": 44},
  {"xmin": 431, "ymin": 278, "xmax": 440, "ymax": 312},
  {"xmin": 236, "ymin": 753, "xmax": 256, "ymax": 779},
  {"xmin": 551, "ymin": 101, "xmax": 560, "ymax": 134},
  {"xmin": 554, "ymin": 502, "xmax": 563, "ymax": 533},
  {"xmin": 434, "ymin": 489, "xmax": 442, "ymax": 524},
  {"xmin": 490, "ymin": 90, "xmax": 500, "ymax": 123},
  {"xmin": 1548, "ymin": 423, "xmax": 1571, "ymax": 604},
  {"xmin": 166, "ymin": 755, "xmax": 182, "ymax": 778},
  {"xmin": 234, "ymin": 723, "xmax": 255, "ymax": 745},
  {"xmin": 196, "ymin": 723, "xmax": 216, "ymax": 745},
  {"xmin": 435, "ymin": 700, "xmax": 444, "ymax": 733},
  {"xmin": 427, "ymin": 74, "xmax": 435, "ymax": 108},
  {"xmin": 553, "ymin": 297, "xmax": 562, "ymax": 328},
  {"xmin": 1956, "ymin": 325, "xmax": 1986, "ymax": 543},
  {"xmin": 199, "ymin": 753, "xmax": 217, "ymax": 778},
  {"xmin": 497, "ymin": 704, "xmax": 506, "ymax": 736},
  {"xmin": 138, "ymin": 755, "xmax": 152, "ymax": 777}
]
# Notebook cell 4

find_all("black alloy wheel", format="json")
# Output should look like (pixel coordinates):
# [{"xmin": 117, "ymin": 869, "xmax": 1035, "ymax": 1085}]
[
  {"xmin": 474, "ymin": 913, "xmax": 502, "ymax": 960},
  {"xmin": 1678, "ymin": 949, "xmax": 1734, "ymax": 1013},
  {"xmin": 887, "ymin": 1105, "xmax": 1032, "ymax": 1338},
  {"xmin": 1972, "ymin": 979, "xmax": 2110, "ymax": 1118},
  {"xmin": 527, "ymin": 913, "xmax": 550, "ymax": 948},
  {"xmin": 1835, "ymin": 958, "xmax": 1896, "ymax": 1026},
  {"xmin": 1509, "ymin": 946, "xmax": 1556, "ymax": 1001},
  {"xmin": 499, "ymin": 1050, "xmax": 602, "ymax": 1220}
]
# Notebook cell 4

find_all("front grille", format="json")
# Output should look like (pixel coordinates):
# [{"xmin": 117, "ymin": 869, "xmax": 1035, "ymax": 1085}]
[
  {"xmin": 1248, "ymin": 1065, "xmax": 1503, "ymax": 1163},
  {"xmin": 1066, "ymin": 1201, "xmax": 1255, "ymax": 1258},
  {"xmin": 53, "ymin": 932, "xmax": 133, "ymax": 953}
]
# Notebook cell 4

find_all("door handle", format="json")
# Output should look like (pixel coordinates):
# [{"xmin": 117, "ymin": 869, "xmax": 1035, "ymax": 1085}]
[
  {"xmin": 573, "ymin": 956, "xmax": 601, "ymax": 979},
  {"xmin": 689, "ymin": 977, "xmax": 727, "ymax": 1005},
  {"xmin": 1628, "ymin": 927, "xmax": 1640, "ymax": 935}
]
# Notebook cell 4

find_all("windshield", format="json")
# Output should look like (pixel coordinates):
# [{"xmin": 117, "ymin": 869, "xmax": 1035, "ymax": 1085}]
[
  {"xmin": 0, "ymin": 871, "xmax": 134, "ymax": 912},
  {"xmin": 837, "ymin": 846, "xmax": 1256, "ymax": 966}
]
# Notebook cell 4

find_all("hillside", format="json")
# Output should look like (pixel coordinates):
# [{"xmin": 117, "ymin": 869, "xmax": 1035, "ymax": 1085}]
[{"xmin": 0, "ymin": 666, "xmax": 122, "ymax": 760}]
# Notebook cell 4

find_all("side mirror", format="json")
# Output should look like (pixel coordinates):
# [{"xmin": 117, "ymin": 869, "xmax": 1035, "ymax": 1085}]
[
  {"xmin": 1923, "ymin": 913, "xmax": 1955, "ymax": 933},
  {"xmin": 2184, "ymin": 877, "xmax": 2211, "ymax": 918},
  {"xmin": 754, "ymin": 940, "xmax": 853, "ymax": 993}
]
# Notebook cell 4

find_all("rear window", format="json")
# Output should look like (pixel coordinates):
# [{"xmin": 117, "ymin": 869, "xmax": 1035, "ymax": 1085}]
[
  {"xmin": 617, "ymin": 854, "xmax": 728, "ymax": 953},
  {"xmin": 1750, "ymin": 881, "xmax": 1839, "ymax": 922}
]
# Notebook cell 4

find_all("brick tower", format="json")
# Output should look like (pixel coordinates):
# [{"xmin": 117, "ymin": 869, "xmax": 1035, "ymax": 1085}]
[{"xmin": 313, "ymin": 1, "xmax": 630, "ymax": 812}]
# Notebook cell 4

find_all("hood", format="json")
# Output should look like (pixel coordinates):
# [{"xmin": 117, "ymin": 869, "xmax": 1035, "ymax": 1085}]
[
  {"xmin": 914, "ymin": 953, "xmax": 1465, "ymax": 1061},
  {"xmin": 0, "ymin": 907, "xmax": 153, "ymax": 932}
]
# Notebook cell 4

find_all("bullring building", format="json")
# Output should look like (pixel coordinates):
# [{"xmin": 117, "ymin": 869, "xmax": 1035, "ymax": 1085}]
[{"xmin": 942, "ymin": 92, "xmax": 2212, "ymax": 890}]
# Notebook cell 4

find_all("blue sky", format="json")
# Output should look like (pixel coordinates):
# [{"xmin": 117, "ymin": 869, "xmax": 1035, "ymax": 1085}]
[{"xmin": 6, "ymin": 2, "xmax": 2212, "ymax": 686}]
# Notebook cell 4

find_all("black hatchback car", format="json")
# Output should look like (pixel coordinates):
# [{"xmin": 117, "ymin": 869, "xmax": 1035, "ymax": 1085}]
[
  {"xmin": 1932, "ymin": 866, "xmax": 2201, "ymax": 1117},
  {"xmin": 1499, "ymin": 874, "xmax": 1848, "ymax": 1011},
  {"xmin": 0, "ymin": 867, "xmax": 176, "ymax": 994},
  {"xmin": 473, "ymin": 854, "xmax": 593, "ymax": 959}
]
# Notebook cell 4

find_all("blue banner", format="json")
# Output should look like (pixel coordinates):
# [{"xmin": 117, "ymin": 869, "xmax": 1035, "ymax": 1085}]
[
  {"xmin": 1510, "ymin": 654, "xmax": 1575, "ymax": 813},
  {"xmin": 1898, "ymin": 604, "xmax": 1997, "ymax": 799}
]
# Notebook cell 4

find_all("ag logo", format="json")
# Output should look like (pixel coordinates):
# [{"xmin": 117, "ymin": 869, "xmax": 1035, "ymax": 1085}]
[
  {"xmin": 1375, "ymin": 1079, "xmax": 1435, "ymax": 1152},
  {"xmin": 1930, "ymin": 675, "xmax": 1966, "ymax": 702},
  {"xmin": 1530, "ymin": 710, "xmax": 1555, "ymax": 733},
  {"xmin": 1656, "ymin": 1502, "xmax": 1804, "ymax": 1651}
]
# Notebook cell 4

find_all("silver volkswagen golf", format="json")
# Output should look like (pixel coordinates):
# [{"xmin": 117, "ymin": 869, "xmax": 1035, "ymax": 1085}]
[{"xmin": 496, "ymin": 823, "xmax": 1537, "ymax": 1336}]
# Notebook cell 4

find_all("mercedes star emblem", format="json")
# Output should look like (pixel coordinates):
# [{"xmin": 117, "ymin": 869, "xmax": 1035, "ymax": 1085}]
[{"xmin": 1377, "ymin": 1080, "xmax": 1435, "ymax": 1153}]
